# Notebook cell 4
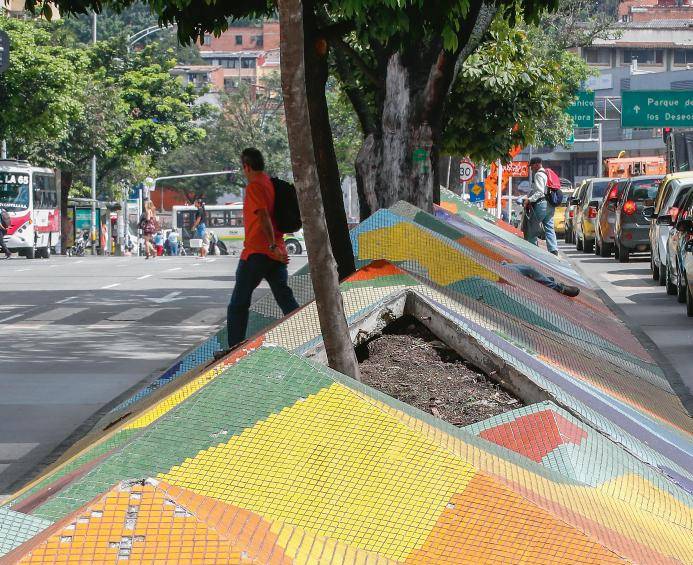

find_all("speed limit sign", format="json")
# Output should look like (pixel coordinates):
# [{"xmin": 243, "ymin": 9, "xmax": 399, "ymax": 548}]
[{"xmin": 459, "ymin": 159, "xmax": 475, "ymax": 183}]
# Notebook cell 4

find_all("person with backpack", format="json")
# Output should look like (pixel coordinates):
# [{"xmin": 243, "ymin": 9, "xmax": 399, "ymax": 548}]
[
  {"xmin": 524, "ymin": 157, "xmax": 560, "ymax": 256},
  {"xmin": 226, "ymin": 148, "xmax": 300, "ymax": 349},
  {"xmin": 0, "ymin": 208, "xmax": 12, "ymax": 259}
]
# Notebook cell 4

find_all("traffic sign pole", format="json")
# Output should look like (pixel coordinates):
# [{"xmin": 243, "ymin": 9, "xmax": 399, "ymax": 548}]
[{"xmin": 0, "ymin": 30, "xmax": 9, "ymax": 159}]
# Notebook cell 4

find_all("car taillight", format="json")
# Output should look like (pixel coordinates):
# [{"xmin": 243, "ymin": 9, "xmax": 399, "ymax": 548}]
[
  {"xmin": 623, "ymin": 200, "xmax": 637, "ymax": 215},
  {"xmin": 587, "ymin": 206, "xmax": 598, "ymax": 219},
  {"xmin": 667, "ymin": 206, "xmax": 679, "ymax": 221},
  {"xmin": 608, "ymin": 186, "xmax": 618, "ymax": 200}
]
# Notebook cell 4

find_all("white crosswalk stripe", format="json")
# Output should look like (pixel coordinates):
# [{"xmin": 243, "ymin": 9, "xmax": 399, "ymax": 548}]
[
  {"xmin": 184, "ymin": 308, "xmax": 226, "ymax": 326},
  {"xmin": 2, "ymin": 307, "xmax": 87, "ymax": 330},
  {"xmin": 106, "ymin": 308, "xmax": 160, "ymax": 322}
]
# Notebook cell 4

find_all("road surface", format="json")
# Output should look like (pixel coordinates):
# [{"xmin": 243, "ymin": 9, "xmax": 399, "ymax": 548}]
[{"xmin": 0, "ymin": 253, "xmax": 308, "ymax": 494}]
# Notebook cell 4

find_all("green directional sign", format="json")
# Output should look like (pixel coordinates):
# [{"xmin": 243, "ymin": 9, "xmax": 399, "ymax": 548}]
[
  {"xmin": 622, "ymin": 90, "xmax": 693, "ymax": 128},
  {"xmin": 566, "ymin": 91, "xmax": 595, "ymax": 128}
]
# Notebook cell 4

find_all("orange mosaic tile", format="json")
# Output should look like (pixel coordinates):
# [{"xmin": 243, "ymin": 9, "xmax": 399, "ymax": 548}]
[
  {"xmin": 404, "ymin": 473, "xmax": 627, "ymax": 565},
  {"xmin": 343, "ymin": 259, "xmax": 408, "ymax": 282},
  {"xmin": 9, "ymin": 481, "xmax": 253, "ymax": 565}
]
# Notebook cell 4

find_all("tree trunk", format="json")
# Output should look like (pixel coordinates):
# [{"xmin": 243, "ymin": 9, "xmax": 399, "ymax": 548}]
[
  {"xmin": 60, "ymin": 171, "xmax": 72, "ymax": 255},
  {"xmin": 355, "ymin": 54, "xmax": 441, "ymax": 219},
  {"xmin": 303, "ymin": 12, "xmax": 356, "ymax": 280},
  {"xmin": 278, "ymin": 0, "xmax": 361, "ymax": 380}
]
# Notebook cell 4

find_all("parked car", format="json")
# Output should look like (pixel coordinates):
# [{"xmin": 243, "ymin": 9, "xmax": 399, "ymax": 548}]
[
  {"xmin": 565, "ymin": 181, "xmax": 588, "ymax": 244},
  {"xmin": 553, "ymin": 189, "xmax": 574, "ymax": 237},
  {"xmin": 614, "ymin": 175, "xmax": 664, "ymax": 262},
  {"xmin": 646, "ymin": 172, "xmax": 693, "ymax": 284},
  {"xmin": 664, "ymin": 188, "xmax": 693, "ymax": 305},
  {"xmin": 595, "ymin": 178, "xmax": 628, "ymax": 257},
  {"xmin": 677, "ymin": 197, "xmax": 693, "ymax": 316},
  {"xmin": 574, "ymin": 177, "xmax": 611, "ymax": 253}
]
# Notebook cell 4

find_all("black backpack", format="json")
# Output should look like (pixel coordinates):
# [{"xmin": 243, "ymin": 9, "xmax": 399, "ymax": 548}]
[
  {"xmin": 0, "ymin": 209, "xmax": 10, "ymax": 230},
  {"xmin": 271, "ymin": 177, "xmax": 302, "ymax": 233}
]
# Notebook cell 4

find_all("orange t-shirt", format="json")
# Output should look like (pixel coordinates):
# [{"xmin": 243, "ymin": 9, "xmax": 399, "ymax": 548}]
[{"xmin": 241, "ymin": 173, "xmax": 286, "ymax": 261}]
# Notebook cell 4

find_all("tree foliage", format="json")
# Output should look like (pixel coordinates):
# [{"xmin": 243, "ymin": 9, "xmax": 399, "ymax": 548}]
[
  {"xmin": 0, "ymin": 16, "xmax": 86, "ymax": 158},
  {"xmin": 442, "ymin": 16, "xmax": 590, "ymax": 163},
  {"xmin": 158, "ymin": 74, "xmax": 291, "ymax": 203}
]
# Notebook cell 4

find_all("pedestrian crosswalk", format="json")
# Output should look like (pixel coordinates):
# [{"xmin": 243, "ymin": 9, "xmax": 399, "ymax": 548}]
[{"xmin": 0, "ymin": 304, "xmax": 227, "ymax": 331}]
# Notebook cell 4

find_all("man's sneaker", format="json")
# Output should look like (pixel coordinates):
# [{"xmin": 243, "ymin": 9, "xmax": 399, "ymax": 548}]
[
  {"xmin": 557, "ymin": 283, "xmax": 580, "ymax": 298},
  {"xmin": 550, "ymin": 250, "xmax": 559, "ymax": 256}
]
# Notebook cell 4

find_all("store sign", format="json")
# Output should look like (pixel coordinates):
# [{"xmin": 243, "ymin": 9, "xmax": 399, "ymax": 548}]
[{"xmin": 505, "ymin": 161, "xmax": 529, "ymax": 177}]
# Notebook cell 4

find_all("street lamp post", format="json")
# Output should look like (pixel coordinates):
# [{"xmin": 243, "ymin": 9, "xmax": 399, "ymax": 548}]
[{"xmin": 91, "ymin": 11, "xmax": 97, "ymax": 255}]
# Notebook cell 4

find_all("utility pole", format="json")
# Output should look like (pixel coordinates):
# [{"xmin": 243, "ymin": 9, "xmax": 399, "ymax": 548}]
[
  {"xmin": 596, "ymin": 123, "xmax": 603, "ymax": 177},
  {"xmin": 91, "ymin": 12, "xmax": 98, "ymax": 255}
]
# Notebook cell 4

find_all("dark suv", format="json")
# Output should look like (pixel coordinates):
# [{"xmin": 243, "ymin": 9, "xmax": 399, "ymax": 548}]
[{"xmin": 614, "ymin": 175, "xmax": 664, "ymax": 262}]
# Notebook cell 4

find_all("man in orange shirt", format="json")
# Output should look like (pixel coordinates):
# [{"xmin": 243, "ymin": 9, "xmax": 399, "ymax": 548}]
[{"xmin": 226, "ymin": 148, "xmax": 300, "ymax": 348}]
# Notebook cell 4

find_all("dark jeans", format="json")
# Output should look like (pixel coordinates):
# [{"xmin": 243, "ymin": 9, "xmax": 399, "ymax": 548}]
[
  {"xmin": 227, "ymin": 253, "xmax": 300, "ymax": 348},
  {"xmin": 0, "ymin": 228, "xmax": 9, "ymax": 256}
]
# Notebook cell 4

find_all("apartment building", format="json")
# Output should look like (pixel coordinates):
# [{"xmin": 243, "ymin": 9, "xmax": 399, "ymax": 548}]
[{"xmin": 198, "ymin": 20, "xmax": 280, "ymax": 90}]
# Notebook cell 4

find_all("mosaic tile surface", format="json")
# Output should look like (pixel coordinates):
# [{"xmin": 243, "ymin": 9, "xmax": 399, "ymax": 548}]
[
  {"xmin": 4, "ymin": 348, "xmax": 691, "ymax": 564},
  {"xmin": 3, "ymin": 198, "xmax": 692, "ymax": 564},
  {"xmin": 0, "ymin": 508, "xmax": 51, "ymax": 557}
]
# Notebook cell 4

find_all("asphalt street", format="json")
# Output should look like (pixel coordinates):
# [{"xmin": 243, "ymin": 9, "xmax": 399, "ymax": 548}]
[
  {"xmin": 0, "ymin": 252, "xmax": 308, "ymax": 494},
  {"xmin": 560, "ymin": 242, "xmax": 693, "ymax": 409}
]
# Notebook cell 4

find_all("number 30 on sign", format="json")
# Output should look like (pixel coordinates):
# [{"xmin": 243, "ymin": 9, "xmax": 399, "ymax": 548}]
[{"xmin": 459, "ymin": 159, "xmax": 475, "ymax": 183}]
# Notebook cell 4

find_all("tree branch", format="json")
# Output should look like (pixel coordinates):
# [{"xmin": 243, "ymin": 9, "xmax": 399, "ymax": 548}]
[
  {"xmin": 331, "ymin": 36, "xmax": 383, "ymax": 89},
  {"xmin": 332, "ymin": 49, "xmax": 377, "ymax": 136}
]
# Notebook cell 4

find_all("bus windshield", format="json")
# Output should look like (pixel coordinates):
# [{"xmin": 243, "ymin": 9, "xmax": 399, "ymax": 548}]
[{"xmin": 0, "ymin": 171, "xmax": 30, "ymax": 211}]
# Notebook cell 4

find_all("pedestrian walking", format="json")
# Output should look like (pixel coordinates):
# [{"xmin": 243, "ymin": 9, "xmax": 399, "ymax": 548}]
[
  {"xmin": 167, "ymin": 228, "xmax": 179, "ymax": 256},
  {"xmin": 153, "ymin": 231, "xmax": 165, "ymax": 256},
  {"xmin": 140, "ymin": 200, "xmax": 158, "ymax": 259},
  {"xmin": 524, "ymin": 157, "xmax": 558, "ymax": 256},
  {"xmin": 225, "ymin": 148, "xmax": 300, "ymax": 350},
  {"xmin": 0, "ymin": 208, "xmax": 12, "ymax": 259},
  {"xmin": 191, "ymin": 199, "xmax": 208, "ymax": 258}
]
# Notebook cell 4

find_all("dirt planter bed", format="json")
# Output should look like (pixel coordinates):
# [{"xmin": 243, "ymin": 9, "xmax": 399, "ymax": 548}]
[{"xmin": 356, "ymin": 316, "xmax": 523, "ymax": 427}]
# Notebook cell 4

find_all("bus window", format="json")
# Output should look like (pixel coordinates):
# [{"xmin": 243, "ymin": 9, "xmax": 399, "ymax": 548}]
[
  {"xmin": 33, "ymin": 173, "xmax": 57, "ymax": 209},
  {"xmin": 208, "ymin": 210, "xmax": 228, "ymax": 227},
  {"xmin": 228, "ymin": 208, "xmax": 243, "ymax": 227}
]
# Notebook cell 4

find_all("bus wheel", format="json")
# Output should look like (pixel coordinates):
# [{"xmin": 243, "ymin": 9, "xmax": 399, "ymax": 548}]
[
  {"xmin": 285, "ymin": 239, "xmax": 302, "ymax": 255},
  {"xmin": 38, "ymin": 247, "xmax": 50, "ymax": 259},
  {"xmin": 26, "ymin": 247, "xmax": 36, "ymax": 259}
]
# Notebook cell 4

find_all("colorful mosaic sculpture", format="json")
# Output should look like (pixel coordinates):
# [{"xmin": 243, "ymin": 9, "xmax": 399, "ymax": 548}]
[{"xmin": 2, "ymin": 198, "xmax": 691, "ymax": 564}]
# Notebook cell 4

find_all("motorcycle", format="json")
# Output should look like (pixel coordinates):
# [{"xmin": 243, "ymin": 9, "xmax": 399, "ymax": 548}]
[{"xmin": 67, "ymin": 230, "xmax": 90, "ymax": 257}]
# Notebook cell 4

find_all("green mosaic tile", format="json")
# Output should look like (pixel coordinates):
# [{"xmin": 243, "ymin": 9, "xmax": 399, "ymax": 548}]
[
  {"xmin": 412, "ymin": 210, "xmax": 465, "ymax": 241},
  {"xmin": 30, "ymin": 347, "xmax": 334, "ymax": 522},
  {"xmin": 0, "ymin": 507, "xmax": 52, "ymax": 557}
]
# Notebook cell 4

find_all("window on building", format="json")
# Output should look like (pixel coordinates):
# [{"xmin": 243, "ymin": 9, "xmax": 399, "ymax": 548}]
[
  {"xmin": 224, "ymin": 78, "xmax": 239, "ymax": 90},
  {"xmin": 252, "ymin": 35, "xmax": 264, "ymax": 47},
  {"xmin": 235, "ymin": 35, "xmax": 243, "ymax": 45},
  {"xmin": 621, "ymin": 48, "xmax": 663, "ymax": 66},
  {"xmin": 203, "ymin": 35, "xmax": 212, "ymax": 46},
  {"xmin": 674, "ymin": 49, "xmax": 693, "ymax": 66},
  {"xmin": 582, "ymin": 47, "xmax": 610, "ymax": 65},
  {"xmin": 241, "ymin": 57, "xmax": 256, "ymax": 69}
]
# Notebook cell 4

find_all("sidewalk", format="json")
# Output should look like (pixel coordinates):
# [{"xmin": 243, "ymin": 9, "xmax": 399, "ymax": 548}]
[{"xmin": 559, "ymin": 242, "xmax": 693, "ymax": 412}]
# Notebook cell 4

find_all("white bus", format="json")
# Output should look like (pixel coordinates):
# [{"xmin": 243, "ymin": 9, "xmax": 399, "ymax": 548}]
[
  {"xmin": 172, "ymin": 203, "xmax": 305, "ymax": 255},
  {"xmin": 0, "ymin": 160, "xmax": 60, "ymax": 259}
]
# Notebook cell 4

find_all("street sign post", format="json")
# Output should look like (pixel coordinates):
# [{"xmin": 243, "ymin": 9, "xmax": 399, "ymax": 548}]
[
  {"xmin": 459, "ymin": 159, "xmax": 475, "ymax": 183},
  {"xmin": 621, "ymin": 90, "xmax": 693, "ymax": 128},
  {"xmin": 566, "ymin": 91, "xmax": 595, "ymax": 129},
  {"xmin": 468, "ymin": 181, "xmax": 485, "ymax": 203},
  {"xmin": 0, "ymin": 30, "xmax": 9, "ymax": 74}
]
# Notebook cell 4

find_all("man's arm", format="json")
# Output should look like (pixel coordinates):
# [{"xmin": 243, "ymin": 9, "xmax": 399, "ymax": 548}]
[
  {"xmin": 527, "ymin": 171, "xmax": 547, "ymax": 203},
  {"xmin": 257, "ymin": 208, "xmax": 288, "ymax": 263}
]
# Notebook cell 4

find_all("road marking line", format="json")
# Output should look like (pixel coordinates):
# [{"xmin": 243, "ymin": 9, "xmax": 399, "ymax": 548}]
[
  {"xmin": 107, "ymin": 307, "xmax": 159, "ymax": 322},
  {"xmin": 26, "ymin": 307, "xmax": 87, "ymax": 322},
  {"xmin": 137, "ymin": 274, "xmax": 153, "ymax": 280},
  {"xmin": 0, "ymin": 313, "xmax": 23, "ymax": 323},
  {"xmin": 185, "ymin": 308, "xmax": 226, "ymax": 325},
  {"xmin": 101, "ymin": 283, "xmax": 121, "ymax": 289},
  {"xmin": 56, "ymin": 296, "xmax": 77, "ymax": 304},
  {"xmin": 166, "ymin": 267, "xmax": 182, "ymax": 272}
]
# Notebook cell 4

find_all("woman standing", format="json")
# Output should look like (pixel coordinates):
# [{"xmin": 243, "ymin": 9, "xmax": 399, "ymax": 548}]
[{"xmin": 141, "ymin": 200, "xmax": 158, "ymax": 259}]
